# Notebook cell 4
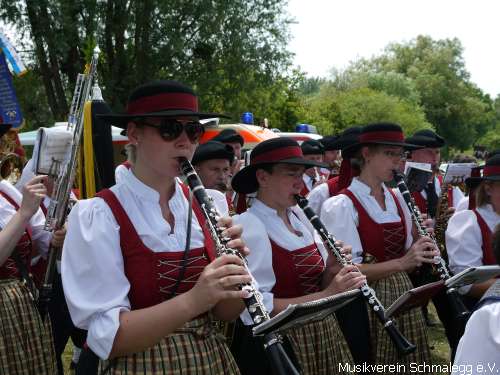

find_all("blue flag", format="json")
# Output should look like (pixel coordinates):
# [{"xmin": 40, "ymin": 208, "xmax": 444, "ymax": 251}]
[{"xmin": 0, "ymin": 51, "xmax": 23, "ymax": 128}]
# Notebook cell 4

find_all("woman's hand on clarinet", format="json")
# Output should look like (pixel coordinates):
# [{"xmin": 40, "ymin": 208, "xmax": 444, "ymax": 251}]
[
  {"xmin": 325, "ymin": 240, "xmax": 353, "ymax": 274},
  {"xmin": 19, "ymin": 175, "xmax": 47, "ymax": 221},
  {"xmin": 397, "ymin": 237, "xmax": 440, "ymax": 272},
  {"xmin": 324, "ymin": 265, "xmax": 366, "ymax": 295},
  {"xmin": 189, "ymin": 255, "xmax": 252, "ymax": 311},
  {"xmin": 217, "ymin": 216, "xmax": 250, "ymax": 257}
]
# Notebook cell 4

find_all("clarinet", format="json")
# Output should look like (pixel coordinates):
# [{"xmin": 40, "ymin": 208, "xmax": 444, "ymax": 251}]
[
  {"xmin": 179, "ymin": 157, "xmax": 299, "ymax": 375},
  {"xmin": 392, "ymin": 171, "xmax": 470, "ymax": 321},
  {"xmin": 294, "ymin": 195, "xmax": 416, "ymax": 356}
]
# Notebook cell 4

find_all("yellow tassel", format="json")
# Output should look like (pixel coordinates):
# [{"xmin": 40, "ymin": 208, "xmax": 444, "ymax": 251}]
[{"xmin": 83, "ymin": 100, "xmax": 96, "ymax": 198}]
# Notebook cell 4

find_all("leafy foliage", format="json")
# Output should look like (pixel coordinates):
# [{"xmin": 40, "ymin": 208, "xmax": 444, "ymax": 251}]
[{"xmin": 1, "ymin": 0, "xmax": 296, "ymax": 128}]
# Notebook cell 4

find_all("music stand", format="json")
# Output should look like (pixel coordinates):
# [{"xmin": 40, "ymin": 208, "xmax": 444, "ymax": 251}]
[{"xmin": 253, "ymin": 289, "xmax": 360, "ymax": 336}]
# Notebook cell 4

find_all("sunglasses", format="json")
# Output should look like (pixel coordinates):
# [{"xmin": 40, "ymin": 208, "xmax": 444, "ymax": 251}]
[{"xmin": 138, "ymin": 119, "xmax": 205, "ymax": 142}]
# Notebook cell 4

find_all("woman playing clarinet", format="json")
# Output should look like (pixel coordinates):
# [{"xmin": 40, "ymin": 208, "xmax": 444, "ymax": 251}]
[
  {"xmin": 62, "ymin": 81, "xmax": 250, "ymax": 374},
  {"xmin": 320, "ymin": 123, "xmax": 436, "ymax": 373},
  {"xmin": 446, "ymin": 154, "xmax": 500, "ymax": 303},
  {"xmin": 230, "ymin": 137, "xmax": 366, "ymax": 375}
]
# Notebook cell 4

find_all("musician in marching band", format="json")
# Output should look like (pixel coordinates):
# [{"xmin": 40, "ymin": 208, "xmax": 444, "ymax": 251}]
[
  {"xmin": 212, "ymin": 128, "xmax": 245, "ymax": 176},
  {"xmin": 404, "ymin": 129, "xmax": 464, "ymax": 219},
  {"xmin": 212, "ymin": 129, "xmax": 247, "ymax": 214},
  {"xmin": 320, "ymin": 123, "xmax": 435, "ymax": 372},
  {"xmin": 192, "ymin": 141, "xmax": 234, "ymax": 203},
  {"xmin": 62, "ymin": 81, "xmax": 250, "ymax": 374},
  {"xmin": 453, "ymin": 224, "xmax": 500, "ymax": 371},
  {"xmin": 307, "ymin": 127, "xmax": 362, "ymax": 215},
  {"xmin": 231, "ymin": 137, "xmax": 366, "ymax": 375},
  {"xmin": 15, "ymin": 158, "xmax": 85, "ymax": 374},
  {"xmin": 0, "ymin": 121, "xmax": 65, "ymax": 375},
  {"xmin": 446, "ymin": 155, "xmax": 500, "ymax": 301},
  {"xmin": 300, "ymin": 139, "xmax": 327, "ymax": 196},
  {"xmin": 320, "ymin": 135, "xmax": 342, "ymax": 177}
]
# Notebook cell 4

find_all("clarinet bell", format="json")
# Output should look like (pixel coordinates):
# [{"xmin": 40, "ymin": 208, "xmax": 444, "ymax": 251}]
[{"xmin": 384, "ymin": 321, "xmax": 417, "ymax": 356}]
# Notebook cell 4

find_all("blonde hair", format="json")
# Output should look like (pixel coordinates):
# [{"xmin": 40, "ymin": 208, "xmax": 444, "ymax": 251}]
[{"xmin": 476, "ymin": 181, "xmax": 491, "ymax": 207}]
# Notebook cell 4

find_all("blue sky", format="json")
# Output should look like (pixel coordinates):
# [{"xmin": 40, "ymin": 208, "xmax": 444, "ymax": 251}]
[{"xmin": 287, "ymin": 0, "xmax": 500, "ymax": 97}]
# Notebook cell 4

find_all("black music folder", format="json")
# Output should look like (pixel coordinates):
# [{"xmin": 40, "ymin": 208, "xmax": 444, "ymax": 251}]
[{"xmin": 252, "ymin": 289, "xmax": 360, "ymax": 336}]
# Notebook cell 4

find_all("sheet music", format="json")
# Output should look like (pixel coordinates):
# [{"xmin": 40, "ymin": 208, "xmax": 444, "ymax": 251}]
[
  {"xmin": 32, "ymin": 127, "xmax": 74, "ymax": 175},
  {"xmin": 443, "ymin": 163, "xmax": 477, "ymax": 184},
  {"xmin": 445, "ymin": 265, "xmax": 500, "ymax": 289},
  {"xmin": 404, "ymin": 161, "xmax": 432, "ymax": 174}
]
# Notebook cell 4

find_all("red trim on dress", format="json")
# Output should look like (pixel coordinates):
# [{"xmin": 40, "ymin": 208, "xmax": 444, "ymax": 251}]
[{"xmin": 472, "ymin": 209, "xmax": 496, "ymax": 265}]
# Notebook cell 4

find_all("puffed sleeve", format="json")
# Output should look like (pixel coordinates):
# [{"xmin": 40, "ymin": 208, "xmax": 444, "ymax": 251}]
[
  {"xmin": 451, "ymin": 186, "xmax": 465, "ymax": 209},
  {"xmin": 307, "ymin": 183, "xmax": 329, "ymax": 215},
  {"xmin": 320, "ymin": 194, "xmax": 364, "ymax": 264},
  {"xmin": 446, "ymin": 209, "xmax": 483, "ymax": 295},
  {"xmin": 0, "ymin": 179, "xmax": 51, "ymax": 256},
  {"xmin": 233, "ymin": 212, "xmax": 275, "ymax": 325},
  {"xmin": 61, "ymin": 198, "xmax": 131, "ymax": 359},
  {"xmin": 453, "ymin": 302, "xmax": 500, "ymax": 369},
  {"xmin": 455, "ymin": 196, "xmax": 469, "ymax": 212}
]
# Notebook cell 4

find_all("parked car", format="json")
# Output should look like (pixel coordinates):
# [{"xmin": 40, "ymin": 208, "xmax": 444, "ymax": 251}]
[
  {"xmin": 201, "ymin": 122, "xmax": 278, "ymax": 149},
  {"xmin": 277, "ymin": 132, "xmax": 323, "ymax": 144}
]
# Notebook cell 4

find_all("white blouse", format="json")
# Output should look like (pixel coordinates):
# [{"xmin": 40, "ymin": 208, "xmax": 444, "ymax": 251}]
[
  {"xmin": 234, "ymin": 199, "xmax": 328, "ymax": 325},
  {"xmin": 61, "ymin": 169, "xmax": 228, "ymax": 359},
  {"xmin": 114, "ymin": 163, "xmax": 129, "ymax": 184},
  {"xmin": 446, "ymin": 204, "xmax": 500, "ymax": 294},
  {"xmin": 306, "ymin": 182, "xmax": 330, "ymax": 215},
  {"xmin": 0, "ymin": 180, "xmax": 51, "ymax": 259},
  {"xmin": 453, "ymin": 300, "xmax": 500, "ymax": 372},
  {"xmin": 455, "ymin": 196, "xmax": 469, "ymax": 212},
  {"xmin": 320, "ymin": 178, "xmax": 414, "ymax": 264}
]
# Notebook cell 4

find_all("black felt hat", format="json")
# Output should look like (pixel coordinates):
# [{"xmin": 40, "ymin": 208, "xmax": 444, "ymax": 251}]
[
  {"xmin": 301, "ymin": 139, "xmax": 324, "ymax": 155},
  {"xmin": 211, "ymin": 128, "xmax": 244, "ymax": 146},
  {"xmin": 465, "ymin": 154, "xmax": 500, "ymax": 186},
  {"xmin": 337, "ymin": 126, "xmax": 362, "ymax": 154},
  {"xmin": 232, "ymin": 137, "xmax": 326, "ymax": 194},
  {"xmin": 342, "ymin": 123, "xmax": 420, "ymax": 158},
  {"xmin": 320, "ymin": 135, "xmax": 340, "ymax": 151},
  {"xmin": 98, "ymin": 80, "xmax": 229, "ymax": 129},
  {"xmin": 192, "ymin": 141, "xmax": 235, "ymax": 166},
  {"xmin": 405, "ymin": 129, "xmax": 445, "ymax": 149}
]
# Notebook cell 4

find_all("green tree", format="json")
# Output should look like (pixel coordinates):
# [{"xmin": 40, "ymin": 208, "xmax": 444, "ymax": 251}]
[
  {"xmin": 1, "ymin": 0, "xmax": 295, "ymax": 127},
  {"xmin": 302, "ymin": 85, "xmax": 431, "ymax": 136},
  {"xmin": 362, "ymin": 35, "xmax": 496, "ymax": 150}
]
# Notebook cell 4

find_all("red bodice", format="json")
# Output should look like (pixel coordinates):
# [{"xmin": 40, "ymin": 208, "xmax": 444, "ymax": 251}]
[
  {"xmin": 96, "ymin": 185, "xmax": 216, "ymax": 309},
  {"xmin": 270, "ymin": 240, "xmax": 325, "ymax": 298},
  {"xmin": 341, "ymin": 189, "xmax": 407, "ymax": 262}
]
